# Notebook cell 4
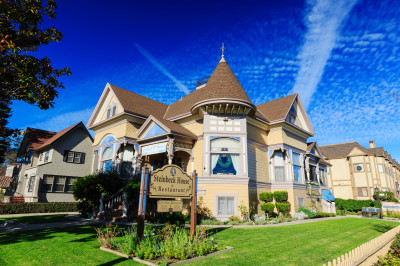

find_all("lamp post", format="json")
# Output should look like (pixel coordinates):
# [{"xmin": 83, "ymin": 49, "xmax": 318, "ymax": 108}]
[{"xmin": 375, "ymin": 187, "xmax": 383, "ymax": 219}]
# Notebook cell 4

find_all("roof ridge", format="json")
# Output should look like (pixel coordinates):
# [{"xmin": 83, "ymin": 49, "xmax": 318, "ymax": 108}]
[
  {"xmin": 109, "ymin": 83, "xmax": 168, "ymax": 107},
  {"xmin": 256, "ymin": 93, "xmax": 298, "ymax": 107},
  {"xmin": 320, "ymin": 142, "xmax": 358, "ymax": 147}
]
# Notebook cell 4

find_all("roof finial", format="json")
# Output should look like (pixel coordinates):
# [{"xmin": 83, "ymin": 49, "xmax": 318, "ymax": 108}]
[{"xmin": 220, "ymin": 43, "xmax": 226, "ymax": 58}]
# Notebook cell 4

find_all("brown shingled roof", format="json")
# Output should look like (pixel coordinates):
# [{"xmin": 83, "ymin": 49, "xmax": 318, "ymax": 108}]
[
  {"xmin": 156, "ymin": 117, "xmax": 197, "ymax": 138},
  {"xmin": 256, "ymin": 94, "xmax": 297, "ymax": 122},
  {"xmin": 320, "ymin": 142, "xmax": 369, "ymax": 159},
  {"xmin": 36, "ymin": 122, "xmax": 82, "ymax": 150},
  {"xmin": 164, "ymin": 60, "xmax": 254, "ymax": 120},
  {"xmin": 110, "ymin": 84, "xmax": 168, "ymax": 119},
  {"xmin": 26, "ymin": 128, "xmax": 57, "ymax": 150},
  {"xmin": 368, "ymin": 147, "xmax": 385, "ymax": 157}
]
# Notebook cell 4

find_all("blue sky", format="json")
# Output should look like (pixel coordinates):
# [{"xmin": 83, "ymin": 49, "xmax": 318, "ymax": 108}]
[{"xmin": 9, "ymin": 0, "xmax": 400, "ymax": 160}]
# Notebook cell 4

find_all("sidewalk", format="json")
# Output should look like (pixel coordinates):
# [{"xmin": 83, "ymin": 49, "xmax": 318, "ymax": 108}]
[{"xmin": 0, "ymin": 212, "xmax": 79, "ymax": 218}]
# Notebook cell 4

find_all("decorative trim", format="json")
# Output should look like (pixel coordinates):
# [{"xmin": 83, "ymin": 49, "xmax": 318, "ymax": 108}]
[{"xmin": 198, "ymin": 176, "xmax": 249, "ymax": 184}]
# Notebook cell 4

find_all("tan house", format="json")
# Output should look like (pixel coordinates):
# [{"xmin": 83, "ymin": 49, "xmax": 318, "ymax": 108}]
[
  {"xmin": 15, "ymin": 122, "xmax": 94, "ymax": 202},
  {"xmin": 87, "ymin": 56, "xmax": 333, "ymax": 218},
  {"xmin": 320, "ymin": 141, "xmax": 400, "ymax": 200}
]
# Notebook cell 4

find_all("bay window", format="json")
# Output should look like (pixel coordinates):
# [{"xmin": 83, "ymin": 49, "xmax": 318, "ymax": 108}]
[
  {"xmin": 292, "ymin": 152, "xmax": 302, "ymax": 183},
  {"xmin": 274, "ymin": 151, "xmax": 285, "ymax": 182},
  {"xmin": 210, "ymin": 138, "xmax": 240, "ymax": 176}
]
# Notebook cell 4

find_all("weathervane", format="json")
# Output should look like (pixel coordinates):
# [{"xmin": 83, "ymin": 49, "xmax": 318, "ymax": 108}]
[{"xmin": 220, "ymin": 43, "xmax": 226, "ymax": 58}]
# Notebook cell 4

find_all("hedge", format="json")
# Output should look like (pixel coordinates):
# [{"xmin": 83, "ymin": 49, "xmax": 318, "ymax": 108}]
[
  {"xmin": 335, "ymin": 198, "xmax": 379, "ymax": 212},
  {"xmin": 259, "ymin": 192, "xmax": 273, "ymax": 203},
  {"xmin": 274, "ymin": 191, "xmax": 288, "ymax": 202},
  {"xmin": 0, "ymin": 202, "xmax": 78, "ymax": 214}
]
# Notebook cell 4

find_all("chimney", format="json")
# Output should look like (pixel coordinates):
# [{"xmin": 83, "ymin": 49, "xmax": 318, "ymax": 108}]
[{"xmin": 369, "ymin": 140, "xmax": 375, "ymax": 149}]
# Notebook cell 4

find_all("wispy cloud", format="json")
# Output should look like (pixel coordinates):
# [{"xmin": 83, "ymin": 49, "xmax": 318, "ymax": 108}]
[
  {"xmin": 134, "ymin": 43, "xmax": 190, "ymax": 95},
  {"xmin": 30, "ymin": 107, "xmax": 95, "ymax": 132},
  {"xmin": 289, "ymin": 0, "xmax": 358, "ymax": 108}
]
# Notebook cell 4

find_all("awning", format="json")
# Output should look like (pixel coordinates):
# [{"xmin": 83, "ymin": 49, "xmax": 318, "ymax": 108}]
[{"xmin": 322, "ymin": 190, "xmax": 335, "ymax": 201}]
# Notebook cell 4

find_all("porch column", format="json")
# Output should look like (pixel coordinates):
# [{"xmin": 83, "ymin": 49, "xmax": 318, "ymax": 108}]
[
  {"xmin": 167, "ymin": 137, "xmax": 174, "ymax": 165},
  {"xmin": 304, "ymin": 156, "xmax": 310, "ymax": 181}
]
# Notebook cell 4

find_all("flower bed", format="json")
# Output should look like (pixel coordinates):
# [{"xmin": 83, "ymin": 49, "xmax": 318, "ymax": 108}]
[{"xmin": 96, "ymin": 224, "xmax": 226, "ymax": 265}]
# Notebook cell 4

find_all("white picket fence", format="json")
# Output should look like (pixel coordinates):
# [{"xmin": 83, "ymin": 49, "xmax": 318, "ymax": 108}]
[{"xmin": 323, "ymin": 224, "xmax": 400, "ymax": 266}]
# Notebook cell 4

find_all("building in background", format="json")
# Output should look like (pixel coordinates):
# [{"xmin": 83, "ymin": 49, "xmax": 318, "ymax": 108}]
[
  {"xmin": 87, "ymin": 55, "xmax": 334, "ymax": 218},
  {"xmin": 320, "ymin": 141, "xmax": 400, "ymax": 200},
  {"xmin": 15, "ymin": 122, "xmax": 93, "ymax": 203}
]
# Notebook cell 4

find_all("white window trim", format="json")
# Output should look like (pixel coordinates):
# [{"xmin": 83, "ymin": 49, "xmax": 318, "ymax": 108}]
[{"xmin": 214, "ymin": 193, "xmax": 238, "ymax": 219}]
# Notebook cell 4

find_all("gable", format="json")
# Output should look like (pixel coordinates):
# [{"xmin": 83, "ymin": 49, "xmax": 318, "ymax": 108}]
[
  {"xmin": 93, "ymin": 88, "xmax": 123, "ymax": 125},
  {"xmin": 142, "ymin": 122, "xmax": 167, "ymax": 138},
  {"xmin": 286, "ymin": 98, "xmax": 312, "ymax": 133},
  {"xmin": 348, "ymin": 146, "xmax": 367, "ymax": 157}
]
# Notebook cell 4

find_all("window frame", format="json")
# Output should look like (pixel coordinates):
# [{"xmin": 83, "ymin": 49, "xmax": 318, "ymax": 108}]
[
  {"xmin": 214, "ymin": 193, "xmax": 238, "ymax": 218},
  {"xmin": 292, "ymin": 152, "xmax": 302, "ymax": 183},
  {"xmin": 357, "ymin": 187, "xmax": 368, "ymax": 197},
  {"xmin": 44, "ymin": 151, "xmax": 50, "ymax": 163},
  {"xmin": 273, "ymin": 151, "xmax": 286, "ymax": 182},
  {"xmin": 41, "ymin": 175, "xmax": 78, "ymax": 193},
  {"xmin": 210, "ymin": 137, "xmax": 241, "ymax": 176},
  {"xmin": 378, "ymin": 164, "xmax": 384, "ymax": 173},
  {"xmin": 64, "ymin": 150, "xmax": 85, "ymax": 164},
  {"xmin": 353, "ymin": 163, "xmax": 364, "ymax": 173}
]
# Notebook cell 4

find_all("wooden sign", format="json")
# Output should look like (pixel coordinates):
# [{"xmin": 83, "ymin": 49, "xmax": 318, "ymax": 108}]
[
  {"xmin": 157, "ymin": 200, "xmax": 183, "ymax": 212},
  {"xmin": 149, "ymin": 165, "xmax": 192, "ymax": 199}
]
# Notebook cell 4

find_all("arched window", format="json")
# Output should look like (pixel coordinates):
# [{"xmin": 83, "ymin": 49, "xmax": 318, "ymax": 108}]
[
  {"xmin": 210, "ymin": 138, "xmax": 240, "ymax": 176},
  {"xmin": 102, "ymin": 147, "xmax": 113, "ymax": 172},
  {"xmin": 101, "ymin": 135, "xmax": 116, "ymax": 145}
]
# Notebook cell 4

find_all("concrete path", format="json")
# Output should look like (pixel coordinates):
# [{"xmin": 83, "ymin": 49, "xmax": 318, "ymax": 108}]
[{"xmin": 1, "ymin": 214, "xmax": 398, "ymax": 233}]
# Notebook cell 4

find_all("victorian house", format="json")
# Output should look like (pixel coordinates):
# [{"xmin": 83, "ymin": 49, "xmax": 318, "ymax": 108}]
[{"xmin": 87, "ymin": 55, "xmax": 333, "ymax": 218}]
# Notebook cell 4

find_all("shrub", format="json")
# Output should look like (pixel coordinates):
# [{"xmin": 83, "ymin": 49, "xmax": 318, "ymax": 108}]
[
  {"xmin": 259, "ymin": 192, "xmax": 273, "ymax": 203},
  {"xmin": 292, "ymin": 211, "xmax": 308, "ymax": 220},
  {"xmin": 274, "ymin": 191, "xmax": 288, "ymax": 202},
  {"xmin": 314, "ymin": 212, "xmax": 336, "ymax": 218},
  {"xmin": 298, "ymin": 207, "xmax": 316, "ymax": 218},
  {"xmin": 229, "ymin": 216, "xmax": 240, "ymax": 222},
  {"xmin": 335, "ymin": 198, "xmax": 379, "ymax": 212},
  {"xmin": 275, "ymin": 202, "xmax": 290, "ymax": 213},
  {"xmin": 0, "ymin": 202, "xmax": 77, "ymax": 214},
  {"xmin": 373, "ymin": 191, "xmax": 398, "ymax": 202},
  {"xmin": 150, "ymin": 212, "xmax": 190, "ymax": 225},
  {"xmin": 73, "ymin": 170, "xmax": 123, "ymax": 215},
  {"xmin": 125, "ymin": 176, "xmax": 140, "ymax": 202},
  {"xmin": 375, "ymin": 233, "xmax": 400, "ymax": 265},
  {"xmin": 261, "ymin": 203, "xmax": 275, "ymax": 214}
]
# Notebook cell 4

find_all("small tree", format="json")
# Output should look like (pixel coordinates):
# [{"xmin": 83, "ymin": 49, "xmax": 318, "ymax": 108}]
[
  {"xmin": 259, "ymin": 192, "xmax": 274, "ymax": 218},
  {"xmin": 238, "ymin": 201, "xmax": 256, "ymax": 222},
  {"xmin": 274, "ymin": 191, "xmax": 291, "ymax": 215}
]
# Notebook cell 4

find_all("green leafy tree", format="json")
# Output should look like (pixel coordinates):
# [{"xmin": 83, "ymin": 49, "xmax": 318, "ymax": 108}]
[{"xmin": 0, "ymin": 0, "xmax": 71, "ymax": 163}]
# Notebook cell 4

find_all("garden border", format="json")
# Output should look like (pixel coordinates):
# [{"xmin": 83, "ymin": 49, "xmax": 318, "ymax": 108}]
[{"xmin": 100, "ymin": 245, "xmax": 234, "ymax": 265}]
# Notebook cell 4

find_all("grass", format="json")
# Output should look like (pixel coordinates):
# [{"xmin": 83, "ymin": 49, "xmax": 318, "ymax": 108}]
[
  {"xmin": 0, "ymin": 214, "xmax": 72, "ymax": 224},
  {"xmin": 0, "ymin": 218, "xmax": 397, "ymax": 265}
]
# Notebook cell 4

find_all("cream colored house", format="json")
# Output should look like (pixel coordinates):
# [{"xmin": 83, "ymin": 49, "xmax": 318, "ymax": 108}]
[
  {"xmin": 320, "ymin": 141, "xmax": 400, "ymax": 200},
  {"xmin": 88, "ymin": 56, "xmax": 333, "ymax": 218}
]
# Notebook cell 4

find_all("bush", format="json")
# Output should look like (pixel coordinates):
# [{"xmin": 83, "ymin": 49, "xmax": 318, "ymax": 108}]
[
  {"xmin": 149, "ymin": 212, "xmax": 190, "ymax": 225},
  {"xmin": 314, "ymin": 212, "xmax": 336, "ymax": 218},
  {"xmin": 335, "ymin": 198, "xmax": 379, "ymax": 212},
  {"xmin": 292, "ymin": 211, "xmax": 308, "ymax": 220},
  {"xmin": 275, "ymin": 202, "xmax": 290, "ymax": 213},
  {"xmin": 373, "ymin": 191, "xmax": 398, "ymax": 202},
  {"xmin": 125, "ymin": 177, "xmax": 140, "ymax": 202},
  {"xmin": 259, "ymin": 192, "xmax": 273, "ymax": 203},
  {"xmin": 73, "ymin": 170, "xmax": 123, "ymax": 215},
  {"xmin": 298, "ymin": 207, "xmax": 316, "ymax": 218},
  {"xmin": 229, "ymin": 216, "xmax": 240, "ymax": 222},
  {"xmin": 261, "ymin": 203, "xmax": 275, "ymax": 214},
  {"xmin": 0, "ymin": 202, "xmax": 78, "ymax": 214},
  {"xmin": 375, "ymin": 233, "xmax": 400, "ymax": 265},
  {"xmin": 274, "ymin": 191, "xmax": 288, "ymax": 202}
]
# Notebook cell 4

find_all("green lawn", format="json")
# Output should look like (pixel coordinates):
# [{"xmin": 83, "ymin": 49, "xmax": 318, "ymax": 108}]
[
  {"xmin": 0, "ymin": 218, "xmax": 397, "ymax": 265},
  {"xmin": 0, "ymin": 214, "xmax": 72, "ymax": 224}
]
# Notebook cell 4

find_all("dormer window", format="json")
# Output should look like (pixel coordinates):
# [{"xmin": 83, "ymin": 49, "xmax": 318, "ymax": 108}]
[{"xmin": 106, "ymin": 104, "xmax": 117, "ymax": 119}]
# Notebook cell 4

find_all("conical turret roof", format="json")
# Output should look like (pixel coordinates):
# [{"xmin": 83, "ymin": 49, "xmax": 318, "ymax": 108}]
[{"xmin": 164, "ymin": 59, "xmax": 255, "ymax": 120}]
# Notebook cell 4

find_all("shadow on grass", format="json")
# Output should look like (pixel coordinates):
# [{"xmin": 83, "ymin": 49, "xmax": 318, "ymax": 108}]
[
  {"xmin": 0, "ymin": 225, "xmax": 98, "ymax": 245},
  {"xmin": 97, "ymin": 257, "xmax": 129, "ymax": 265},
  {"xmin": 372, "ymin": 223, "xmax": 398, "ymax": 233}
]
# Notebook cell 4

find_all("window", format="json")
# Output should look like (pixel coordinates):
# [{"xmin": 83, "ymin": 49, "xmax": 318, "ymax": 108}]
[
  {"xmin": 274, "ymin": 151, "xmax": 285, "ymax": 182},
  {"xmin": 217, "ymin": 196, "xmax": 234, "ymax": 216},
  {"xmin": 210, "ymin": 138, "xmax": 240, "ymax": 176},
  {"xmin": 54, "ymin": 176, "xmax": 66, "ymax": 192},
  {"xmin": 366, "ymin": 163, "xmax": 371, "ymax": 172},
  {"xmin": 64, "ymin": 150, "xmax": 85, "ymax": 164},
  {"xmin": 319, "ymin": 168, "xmax": 327, "ymax": 185},
  {"xmin": 209, "ymin": 115, "xmax": 241, "ymax": 132},
  {"xmin": 28, "ymin": 175, "xmax": 35, "ymax": 192},
  {"xmin": 354, "ymin": 163, "xmax": 364, "ymax": 173},
  {"xmin": 41, "ymin": 175, "xmax": 77, "ymax": 193},
  {"xmin": 357, "ymin": 187, "xmax": 368, "ymax": 197},
  {"xmin": 39, "ymin": 153, "xmax": 43, "ymax": 161},
  {"xmin": 310, "ymin": 165, "xmax": 317, "ymax": 182},
  {"xmin": 44, "ymin": 151, "xmax": 50, "ymax": 163},
  {"xmin": 102, "ymin": 147, "xmax": 113, "ymax": 172},
  {"xmin": 378, "ymin": 164, "xmax": 384, "ymax": 173},
  {"xmin": 297, "ymin": 197, "xmax": 305, "ymax": 210},
  {"xmin": 292, "ymin": 152, "xmax": 301, "ymax": 183},
  {"xmin": 42, "ymin": 176, "xmax": 54, "ymax": 192},
  {"xmin": 106, "ymin": 104, "xmax": 117, "ymax": 119},
  {"xmin": 288, "ymin": 106, "xmax": 298, "ymax": 126}
]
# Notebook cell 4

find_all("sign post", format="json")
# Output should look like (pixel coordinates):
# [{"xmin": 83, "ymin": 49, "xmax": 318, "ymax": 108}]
[
  {"xmin": 137, "ymin": 167, "xmax": 149, "ymax": 240},
  {"xmin": 190, "ymin": 171, "xmax": 198, "ymax": 236}
]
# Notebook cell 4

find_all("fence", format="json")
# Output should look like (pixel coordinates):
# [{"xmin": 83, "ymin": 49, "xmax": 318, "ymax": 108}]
[{"xmin": 323, "ymin": 224, "xmax": 400, "ymax": 266}]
